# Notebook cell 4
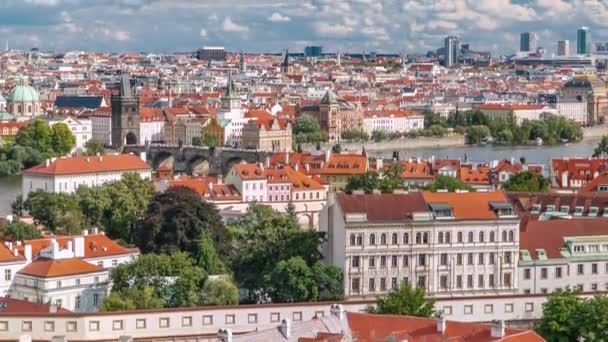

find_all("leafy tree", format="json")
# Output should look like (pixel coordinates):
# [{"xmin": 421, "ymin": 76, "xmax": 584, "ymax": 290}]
[
  {"xmin": 200, "ymin": 277, "xmax": 239, "ymax": 305},
  {"xmin": 100, "ymin": 286, "xmax": 164, "ymax": 312},
  {"xmin": 24, "ymin": 191, "xmax": 84, "ymax": 234},
  {"xmin": 191, "ymin": 137, "xmax": 203, "ymax": 146},
  {"xmin": 423, "ymin": 111, "xmax": 446, "ymax": 128},
  {"xmin": 331, "ymin": 144, "xmax": 342, "ymax": 153},
  {"xmin": 425, "ymin": 175, "xmax": 474, "ymax": 192},
  {"xmin": 0, "ymin": 220, "xmax": 41, "ymax": 240},
  {"xmin": 50, "ymin": 123, "xmax": 76, "ymax": 155},
  {"xmin": 269, "ymin": 256, "xmax": 319, "ymax": 302},
  {"xmin": 341, "ymin": 129, "xmax": 369, "ymax": 141},
  {"xmin": 134, "ymin": 186, "xmax": 227, "ymax": 257},
  {"xmin": 11, "ymin": 194, "xmax": 24, "ymax": 216},
  {"xmin": 285, "ymin": 201, "xmax": 298, "ymax": 222},
  {"xmin": 535, "ymin": 290, "xmax": 585, "ymax": 342},
  {"xmin": 371, "ymin": 130, "xmax": 387, "ymax": 142},
  {"xmin": 84, "ymin": 140, "xmax": 105, "ymax": 156},
  {"xmin": 503, "ymin": 171, "xmax": 549, "ymax": 192},
  {"xmin": 74, "ymin": 186, "xmax": 111, "ymax": 228},
  {"xmin": 370, "ymin": 283, "xmax": 436, "ymax": 317},
  {"xmin": 202, "ymin": 134, "xmax": 218, "ymax": 147},
  {"xmin": 495, "ymin": 128, "xmax": 514, "ymax": 145},
  {"xmin": 576, "ymin": 295, "xmax": 608, "ymax": 341},
  {"xmin": 465, "ymin": 125, "xmax": 491, "ymax": 144},
  {"xmin": 15, "ymin": 118, "xmax": 54, "ymax": 154},
  {"xmin": 312, "ymin": 262, "xmax": 344, "ymax": 301},
  {"xmin": 427, "ymin": 124, "xmax": 447, "ymax": 137},
  {"xmin": 594, "ymin": 135, "xmax": 608, "ymax": 158},
  {"xmin": 0, "ymin": 160, "xmax": 21, "ymax": 176},
  {"xmin": 345, "ymin": 172, "xmax": 380, "ymax": 194},
  {"xmin": 110, "ymin": 252, "xmax": 205, "ymax": 308},
  {"xmin": 197, "ymin": 232, "xmax": 226, "ymax": 275},
  {"xmin": 293, "ymin": 114, "xmax": 328, "ymax": 143}
]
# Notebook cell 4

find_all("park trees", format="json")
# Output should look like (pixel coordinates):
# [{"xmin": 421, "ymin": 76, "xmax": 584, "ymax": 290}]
[
  {"xmin": 370, "ymin": 283, "xmax": 436, "ymax": 317},
  {"xmin": 502, "ymin": 171, "xmax": 549, "ymax": 192}
]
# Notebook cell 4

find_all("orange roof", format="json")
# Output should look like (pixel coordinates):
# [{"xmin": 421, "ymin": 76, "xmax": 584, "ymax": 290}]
[
  {"xmin": 0, "ymin": 243, "xmax": 22, "ymax": 262},
  {"xmin": 580, "ymin": 171, "xmax": 608, "ymax": 193},
  {"xmin": 0, "ymin": 297, "xmax": 73, "ymax": 315},
  {"xmin": 234, "ymin": 163, "xmax": 266, "ymax": 180},
  {"xmin": 346, "ymin": 312, "xmax": 544, "ymax": 342},
  {"xmin": 19, "ymin": 234, "xmax": 134, "ymax": 259},
  {"xmin": 422, "ymin": 191, "xmax": 510, "ymax": 220},
  {"xmin": 23, "ymin": 154, "xmax": 150, "ymax": 176},
  {"xmin": 459, "ymin": 164, "xmax": 491, "ymax": 185},
  {"xmin": 399, "ymin": 160, "xmax": 434, "ymax": 179},
  {"xmin": 169, "ymin": 176, "xmax": 219, "ymax": 197},
  {"xmin": 18, "ymin": 258, "xmax": 103, "ymax": 278},
  {"xmin": 320, "ymin": 154, "xmax": 368, "ymax": 175}
]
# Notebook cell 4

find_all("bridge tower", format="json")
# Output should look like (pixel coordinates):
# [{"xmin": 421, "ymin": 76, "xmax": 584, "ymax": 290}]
[{"xmin": 111, "ymin": 73, "xmax": 140, "ymax": 147}]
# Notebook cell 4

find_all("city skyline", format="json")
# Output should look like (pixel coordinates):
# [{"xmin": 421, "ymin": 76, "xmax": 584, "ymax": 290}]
[{"xmin": 2, "ymin": 0, "xmax": 608, "ymax": 54}]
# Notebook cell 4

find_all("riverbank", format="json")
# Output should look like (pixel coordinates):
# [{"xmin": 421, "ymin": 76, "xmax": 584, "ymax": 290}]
[{"xmin": 302, "ymin": 126, "xmax": 606, "ymax": 153}]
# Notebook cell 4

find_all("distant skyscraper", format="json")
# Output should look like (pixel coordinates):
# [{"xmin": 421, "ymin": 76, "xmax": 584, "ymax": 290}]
[
  {"xmin": 444, "ymin": 36, "xmax": 460, "ymax": 67},
  {"xmin": 520, "ymin": 32, "xmax": 537, "ymax": 52},
  {"xmin": 577, "ymin": 27, "xmax": 591, "ymax": 54},
  {"xmin": 304, "ymin": 46, "xmax": 323, "ymax": 57},
  {"xmin": 557, "ymin": 40, "xmax": 570, "ymax": 56}
]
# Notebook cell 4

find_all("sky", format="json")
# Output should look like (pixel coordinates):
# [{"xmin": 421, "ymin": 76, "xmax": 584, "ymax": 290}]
[{"xmin": 2, "ymin": 0, "xmax": 608, "ymax": 55}]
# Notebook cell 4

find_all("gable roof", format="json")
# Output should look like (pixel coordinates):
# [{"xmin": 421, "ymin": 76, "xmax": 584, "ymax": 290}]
[
  {"xmin": 18, "ymin": 258, "xmax": 104, "ymax": 278},
  {"xmin": 23, "ymin": 154, "xmax": 150, "ymax": 176},
  {"xmin": 19, "ymin": 233, "xmax": 136, "ymax": 259},
  {"xmin": 422, "ymin": 191, "xmax": 510, "ymax": 220},
  {"xmin": 0, "ymin": 297, "xmax": 72, "ymax": 315},
  {"xmin": 336, "ymin": 192, "xmax": 428, "ymax": 222}
]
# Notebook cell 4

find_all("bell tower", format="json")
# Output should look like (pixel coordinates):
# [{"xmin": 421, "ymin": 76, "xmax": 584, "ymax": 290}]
[{"xmin": 111, "ymin": 73, "xmax": 140, "ymax": 147}]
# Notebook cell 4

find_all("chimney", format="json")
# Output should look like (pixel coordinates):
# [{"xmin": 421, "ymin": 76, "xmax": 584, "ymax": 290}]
[
  {"xmin": 294, "ymin": 163, "xmax": 299, "ymax": 171},
  {"xmin": 45, "ymin": 159, "xmax": 50, "ymax": 167},
  {"xmin": 491, "ymin": 320, "xmax": 505, "ymax": 338},
  {"xmin": 435, "ymin": 311, "xmax": 446, "ymax": 333},
  {"xmin": 24, "ymin": 244, "xmax": 32, "ymax": 262},
  {"xmin": 83, "ymin": 229, "xmax": 89, "ymax": 236},
  {"xmin": 50, "ymin": 304, "xmax": 58, "ymax": 314},
  {"xmin": 99, "ymin": 155, "xmax": 103, "ymax": 162},
  {"xmin": 208, "ymin": 182, "xmax": 213, "ymax": 191},
  {"xmin": 140, "ymin": 152, "xmax": 147, "ymax": 162},
  {"xmin": 7, "ymin": 242, "xmax": 12, "ymax": 250},
  {"xmin": 92, "ymin": 227, "xmax": 99, "ymax": 234},
  {"xmin": 217, "ymin": 175, "xmax": 223, "ymax": 185},
  {"xmin": 13, "ymin": 248, "xmax": 18, "ymax": 257},
  {"xmin": 285, "ymin": 151, "xmax": 290, "ymax": 164},
  {"xmin": 376, "ymin": 158, "xmax": 384, "ymax": 171},
  {"xmin": 279, "ymin": 319, "xmax": 291, "ymax": 339},
  {"xmin": 330, "ymin": 303, "xmax": 345, "ymax": 320},
  {"xmin": 266, "ymin": 155, "xmax": 271, "ymax": 168},
  {"xmin": 218, "ymin": 328, "xmax": 232, "ymax": 342},
  {"xmin": 73, "ymin": 236, "xmax": 85, "ymax": 258},
  {"xmin": 325, "ymin": 149, "xmax": 331, "ymax": 163},
  {"xmin": 66, "ymin": 240, "xmax": 73, "ymax": 252}
]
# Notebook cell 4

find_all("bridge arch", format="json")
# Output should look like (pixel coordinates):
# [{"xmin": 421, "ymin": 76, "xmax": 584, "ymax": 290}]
[
  {"xmin": 152, "ymin": 151, "xmax": 174, "ymax": 169},
  {"xmin": 188, "ymin": 156, "xmax": 211, "ymax": 176}
]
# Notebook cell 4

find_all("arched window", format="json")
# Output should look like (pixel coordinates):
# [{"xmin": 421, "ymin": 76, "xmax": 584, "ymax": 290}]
[
  {"xmin": 508, "ymin": 231, "xmax": 514, "ymax": 242},
  {"xmin": 369, "ymin": 233, "xmax": 376, "ymax": 245},
  {"xmin": 479, "ymin": 231, "xmax": 485, "ymax": 243},
  {"xmin": 27, "ymin": 105, "xmax": 31, "ymax": 113},
  {"xmin": 416, "ymin": 233, "xmax": 422, "ymax": 244},
  {"xmin": 468, "ymin": 231, "xmax": 474, "ymax": 243},
  {"xmin": 502, "ymin": 231, "xmax": 508, "ymax": 242},
  {"xmin": 457, "ymin": 232, "xmax": 463, "ymax": 243},
  {"xmin": 490, "ymin": 231, "xmax": 495, "ymax": 242},
  {"xmin": 445, "ymin": 232, "xmax": 451, "ymax": 243},
  {"xmin": 17, "ymin": 105, "xmax": 21, "ymax": 113},
  {"xmin": 349, "ymin": 234, "xmax": 356, "ymax": 246},
  {"xmin": 423, "ymin": 232, "xmax": 429, "ymax": 244},
  {"xmin": 403, "ymin": 233, "xmax": 409, "ymax": 244},
  {"xmin": 392, "ymin": 233, "xmax": 398, "ymax": 245},
  {"xmin": 381, "ymin": 233, "xmax": 387, "ymax": 245},
  {"xmin": 438, "ymin": 232, "xmax": 444, "ymax": 244},
  {"xmin": 356, "ymin": 235, "xmax": 363, "ymax": 246}
]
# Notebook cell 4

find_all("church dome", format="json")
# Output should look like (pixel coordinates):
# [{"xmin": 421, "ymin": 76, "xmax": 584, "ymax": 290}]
[{"xmin": 7, "ymin": 78, "xmax": 39, "ymax": 103}]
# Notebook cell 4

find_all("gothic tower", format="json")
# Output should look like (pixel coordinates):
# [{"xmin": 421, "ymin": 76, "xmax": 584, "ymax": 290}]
[{"xmin": 111, "ymin": 73, "xmax": 140, "ymax": 147}]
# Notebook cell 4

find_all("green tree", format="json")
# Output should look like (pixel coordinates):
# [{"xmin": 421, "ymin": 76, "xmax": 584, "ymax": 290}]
[
  {"xmin": 341, "ymin": 129, "xmax": 369, "ymax": 141},
  {"xmin": 15, "ymin": 118, "xmax": 54, "ymax": 154},
  {"xmin": 285, "ymin": 201, "xmax": 298, "ymax": 222},
  {"xmin": 99, "ymin": 291, "xmax": 136, "ymax": 312},
  {"xmin": 202, "ymin": 134, "xmax": 218, "ymax": 147},
  {"xmin": 191, "ymin": 136, "xmax": 203, "ymax": 146},
  {"xmin": 269, "ymin": 256, "xmax": 319, "ymax": 302},
  {"xmin": 24, "ymin": 191, "xmax": 84, "ymax": 234},
  {"xmin": 312, "ymin": 262, "xmax": 344, "ymax": 301},
  {"xmin": 427, "ymin": 124, "xmax": 447, "ymax": 137},
  {"xmin": 594, "ymin": 135, "xmax": 608, "ymax": 157},
  {"xmin": 200, "ymin": 278, "xmax": 239, "ymax": 305},
  {"xmin": 74, "ymin": 186, "xmax": 112, "ymax": 227},
  {"xmin": 503, "ymin": 171, "xmax": 549, "ymax": 192},
  {"xmin": 293, "ymin": 114, "xmax": 328, "ymax": 143},
  {"xmin": 101, "ymin": 286, "xmax": 164, "ymax": 312},
  {"xmin": 425, "ymin": 175, "xmax": 474, "ymax": 192},
  {"xmin": 134, "ymin": 186, "xmax": 228, "ymax": 257},
  {"xmin": 371, "ymin": 130, "xmax": 387, "ymax": 142},
  {"xmin": 331, "ymin": 144, "xmax": 342, "ymax": 153},
  {"xmin": 344, "ymin": 172, "xmax": 380, "ymax": 194},
  {"xmin": 577, "ymin": 295, "xmax": 608, "ymax": 341},
  {"xmin": 1, "ymin": 220, "xmax": 41, "ymax": 240},
  {"xmin": 535, "ymin": 290, "xmax": 584, "ymax": 342},
  {"xmin": 50, "ymin": 123, "xmax": 76, "ymax": 155},
  {"xmin": 495, "ymin": 128, "xmax": 514, "ymax": 145},
  {"xmin": 197, "ymin": 232, "xmax": 226, "ymax": 275},
  {"xmin": 370, "ymin": 283, "xmax": 436, "ymax": 317},
  {"xmin": 84, "ymin": 140, "xmax": 105, "ymax": 156},
  {"xmin": 11, "ymin": 194, "xmax": 24, "ymax": 216},
  {"xmin": 110, "ymin": 252, "xmax": 205, "ymax": 308},
  {"xmin": 423, "ymin": 111, "xmax": 446, "ymax": 128},
  {"xmin": 465, "ymin": 125, "xmax": 491, "ymax": 144}
]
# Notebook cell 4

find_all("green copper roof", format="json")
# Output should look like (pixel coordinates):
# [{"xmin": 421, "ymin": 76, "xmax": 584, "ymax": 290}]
[
  {"xmin": 7, "ymin": 78, "xmax": 39, "ymax": 103},
  {"xmin": 0, "ymin": 111, "xmax": 14, "ymax": 122}
]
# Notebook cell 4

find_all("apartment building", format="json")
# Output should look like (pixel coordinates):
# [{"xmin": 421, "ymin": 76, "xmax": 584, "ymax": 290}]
[{"xmin": 321, "ymin": 191, "xmax": 520, "ymax": 299}]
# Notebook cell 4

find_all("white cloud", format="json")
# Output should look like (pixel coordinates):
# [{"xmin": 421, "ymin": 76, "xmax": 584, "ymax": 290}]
[
  {"xmin": 221, "ymin": 17, "xmax": 249, "ymax": 32},
  {"xmin": 268, "ymin": 12, "xmax": 290, "ymax": 22},
  {"xmin": 199, "ymin": 28, "xmax": 207, "ymax": 37},
  {"xmin": 24, "ymin": 0, "xmax": 59, "ymax": 6},
  {"xmin": 113, "ymin": 30, "xmax": 130, "ymax": 41},
  {"xmin": 314, "ymin": 22, "xmax": 354, "ymax": 37}
]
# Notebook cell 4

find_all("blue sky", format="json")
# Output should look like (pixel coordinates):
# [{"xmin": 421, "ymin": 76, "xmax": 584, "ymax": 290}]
[{"xmin": 2, "ymin": 0, "xmax": 608, "ymax": 54}]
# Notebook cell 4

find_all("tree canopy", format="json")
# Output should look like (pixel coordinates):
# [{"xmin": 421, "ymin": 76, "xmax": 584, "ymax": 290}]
[
  {"xmin": 200, "ymin": 277, "xmax": 239, "ymax": 306},
  {"xmin": 344, "ymin": 164, "xmax": 404, "ymax": 194},
  {"xmin": 84, "ymin": 140, "xmax": 105, "ymax": 156},
  {"xmin": 293, "ymin": 114, "xmax": 328, "ymax": 144},
  {"xmin": 100, "ymin": 286, "xmax": 164, "ymax": 312},
  {"xmin": 502, "ymin": 171, "xmax": 549, "ymax": 192},
  {"xmin": 594, "ymin": 135, "xmax": 608, "ymax": 158},
  {"xmin": 0, "ymin": 220, "xmax": 41, "ymax": 240},
  {"xmin": 424, "ymin": 174, "xmax": 474, "ymax": 192},
  {"xmin": 370, "ymin": 283, "xmax": 436, "ymax": 317}
]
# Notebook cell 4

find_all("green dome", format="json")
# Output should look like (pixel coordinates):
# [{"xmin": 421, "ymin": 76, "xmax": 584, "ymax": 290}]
[{"xmin": 7, "ymin": 82, "xmax": 39, "ymax": 103}]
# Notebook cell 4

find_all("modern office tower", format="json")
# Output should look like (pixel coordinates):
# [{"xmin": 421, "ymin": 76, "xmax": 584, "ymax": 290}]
[
  {"xmin": 577, "ymin": 27, "xmax": 590, "ymax": 54},
  {"xmin": 304, "ymin": 46, "xmax": 323, "ymax": 57},
  {"xmin": 196, "ymin": 46, "xmax": 226, "ymax": 61},
  {"xmin": 520, "ymin": 32, "xmax": 537, "ymax": 52},
  {"xmin": 557, "ymin": 40, "xmax": 570, "ymax": 56},
  {"xmin": 444, "ymin": 35, "xmax": 460, "ymax": 67}
]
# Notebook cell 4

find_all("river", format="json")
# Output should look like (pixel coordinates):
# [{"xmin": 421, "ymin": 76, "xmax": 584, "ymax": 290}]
[{"xmin": 0, "ymin": 139, "xmax": 602, "ymax": 216}]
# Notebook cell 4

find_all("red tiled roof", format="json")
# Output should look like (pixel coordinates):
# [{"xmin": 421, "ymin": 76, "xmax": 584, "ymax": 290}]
[
  {"xmin": 580, "ymin": 171, "xmax": 608, "ymax": 193},
  {"xmin": 551, "ymin": 158, "xmax": 608, "ymax": 189},
  {"xmin": 234, "ymin": 163, "xmax": 266, "ymax": 180},
  {"xmin": 320, "ymin": 154, "xmax": 368, "ymax": 175},
  {"xmin": 0, "ymin": 297, "xmax": 72, "ymax": 315},
  {"xmin": 19, "ymin": 234, "xmax": 135, "ymax": 259},
  {"xmin": 23, "ymin": 154, "xmax": 150, "ymax": 176},
  {"xmin": 399, "ymin": 161, "xmax": 434, "ymax": 179},
  {"xmin": 336, "ymin": 192, "xmax": 428, "ymax": 222},
  {"xmin": 459, "ymin": 164, "xmax": 491, "ymax": 185},
  {"xmin": 18, "ymin": 258, "xmax": 104, "ymax": 278},
  {"xmin": 422, "ymin": 191, "xmax": 509, "ymax": 220}
]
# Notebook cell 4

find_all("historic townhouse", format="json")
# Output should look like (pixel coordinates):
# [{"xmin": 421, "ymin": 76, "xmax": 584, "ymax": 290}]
[{"xmin": 321, "ymin": 191, "xmax": 520, "ymax": 299}]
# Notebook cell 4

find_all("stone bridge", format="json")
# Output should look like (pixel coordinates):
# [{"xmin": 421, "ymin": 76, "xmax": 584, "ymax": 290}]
[{"xmin": 123, "ymin": 144, "xmax": 270, "ymax": 176}]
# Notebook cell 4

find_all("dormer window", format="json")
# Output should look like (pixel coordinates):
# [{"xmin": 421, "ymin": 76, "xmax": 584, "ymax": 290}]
[
  {"xmin": 598, "ymin": 184, "xmax": 608, "ymax": 192},
  {"xmin": 574, "ymin": 206, "xmax": 584, "ymax": 216},
  {"xmin": 573, "ymin": 245, "xmax": 585, "ymax": 253},
  {"xmin": 428, "ymin": 203, "xmax": 453, "ymax": 220},
  {"xmin": 589, "ymin": 206, "xmax": 599, "ymax": 216},
  {"xmin": 489, "ymin": 201, "xmax": 516, "ymax": 218},
  {"xmin": 560, "ymin": 205, "xmax": 569, "ymax": 213},
  {"xmin": 603, "ymin": 208, "xmax": 608, "ymax": 217},
  {"xmin": 546, "ymin": 205, "xmax": 555, "ymax": 212},
  {"xmin": 531, "ymin": 204, "xmax": 541, "ymax": 214}
]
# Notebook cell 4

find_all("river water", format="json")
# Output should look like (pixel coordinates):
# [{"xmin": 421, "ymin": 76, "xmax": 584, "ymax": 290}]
[{"xmin": 0, "ymin": 139, "xmax": 602, "ymax": 216}]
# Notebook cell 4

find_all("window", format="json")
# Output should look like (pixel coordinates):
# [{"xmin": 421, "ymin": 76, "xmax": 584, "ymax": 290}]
[
  {"xmin": 502, "ymin": 231, "xmax": 507, "ymax": 241},
  {"xmin": 392, "ymin": 233, "xmax": 398, "ymax": 245},
  {"xmin": 0, "ymin": 321, "xmax": 7, "ymax": 332},
  {"xmin": 478, "ymin": 253, "xmax": 484, "ymax": 265},
  {"xmin": 578, "ymin": 264, "xmax": 584, "ymax": 275},
  {"xmin": 525, "ymin": 303, "xmax": 534, "ymax": 312},
  {"xmin": 403, "ymin": 233, "xmax": 409, "ymax": 244},
  {"xmin": 270, "ymin": 313, "xmax": 280, "ymax": 323},
  {"xmin": 464, "ymin": 305, "xmax": 473, "ymax": 315},
  {"xmin": 76, "ymin": 279, "xmax": 80, "ymax": 285},
  {"xmin": 356, "ymin": 235, "xmax": 363, "ymax": 245},
  {"xmin": 457, "ymin": 231, "xmax": 463, "ymax": 243},
  {"xmin": 479, "ymin": 231, "xmax": 484, "ymax": 242},
  {"xmin": 22, "ymin": 321, "xmax": 32, "ymax": 332},
  {"xmin": 418, "ymin": 254, "xmax": 426, "ymax": 266},
  {"xmin": 380, "ymin": 277, "xmax": 386, "ymax": 291},
  {"xmin": 467, "ymin": 275, "xmax": 473, "ymax": 288},
  {"xmin": 369, "ymin": 234, "xmax": 376, "ymax": 245},
  {"xmin": 456, "ymin": 275, "xmax": 462, "ymax": 288},
  {"xmin": 56, "ymin": 281, "xmax": 62, "ymax": 288},
  {"xmin": 293, "ymin": 312, "xmax": 303, "ymax": 321},
  {"xmin": 225, "ymin": 314, "xmax": 235, "ymax": 325},
  {"xmin": 417, "ymin": 275, "xmax": 426, "ymax": 288},
  {"xmin": 89, "ymin": 321, "xmax": 100, "ymax": 332},
  {"xmin": 351, "ymin": 256, "xmax": 360, "ymax": 268},
  {"xmin": 93, "ymin": 294, "xmax": 99, "ymax": 306},
  {"xmin": 504, "ymin": 251, "xmax": 512, "ymax": 264},
  {"xmin": 445, "ymin": 232, "xmax": 451, "ymax": 243},
  {"xmin": 136, "ymin": 319, "xmax": 147, "ymax": 329},
  {"xmin": 351, "ymin": 278, "xmax": 360, "ymax": 292},
  {"xmin": 504, "ymin": 273, "xmax": 512, "ymax": 287},
  {"xmin": 467, "ymin": 253, "xmax": 474, "ymax": 265},
  {"xmin": 380, "ymin": 256, "xmax": 387, "ymax": 267},
  {"xmin": 381, "ymin": 233, "xmax": 387, "ymax": 245},
  {"xmin": 556, "ymin": 267, "xmax": 562, "ymax": 278},
  {"xmin": 4, "ymin": 269, "xmax": 10, "ymax": 281},
  {"xmin": 468, "ymin": 231, "xmax": 474, "ymax": 243},
  {"xmin": 416, "ymin": 232, "xmax": 421, "ymax": 244},
  {"xmin": 66, "ymin": 321, "xmax": 77, "ymax": 332},
  {"xmin": 505, "ymin": 303, "xmax": 514, "ymax": 313},
  {"xmin": 391, "ymin": 255, "xmax": 398, "ymax": 267},
  {"xmin": 509, "ymin": 231, "xmax": 514, "ymax": 242},
  {"xmin": 456, "ymin": 253, "xmax": 463, "ymax": 265},
  {"xmin": 422, "ymin": 232, "xmax": 429, "ymax": 244},
  {"xmin": 391, "ymin": 277, "xmax": 398, "ymax": 289},
  {"xmin": 159, "ymin": 317, "xmax": 170, "ymax": 328},
  {"xmin": 541, "ymin": 268, "xmax": 548, "ymax": 279},
  {"xmin": 589, "ymin": 206, "xmax": 599, "ymax": 216},
  {"xmin": 524, "ymin": 268, "xmax": 531, "ymax": 280},
  {"xmin": 478, "ymin": 274, "xmax": 484, "ymax": 288},
  {"xmin": 443, "ymin": 306, "xmax": 453, "ymax": 315},
  {"xmin": 440, "ymin": 275, "xmax": 448, "ymax": 289},
  {"xmin": 438, "ymin": 232, "xmax": 444, "ymax": 244},
  {"xmin": 592, "ymin": 283, "xmax": 598, "ymax": 291},
  {"xmin": 350, "ymin": 234, "xmax": 356, "ymax": 246},
  {"xmin": 484, "ymin": 304, "xmax": 493, "ymax": 314},
  {"xmin": 112, "ymin": 259, "xmax": 118, "ymax": 266},
  {"xmin": 440, "ymin": 253, "xmax": 448, "ymax": 266},
  {"xmin": 369, "ymin": 278, "xmax": 376, "ymax": 292},
  {"xmin": 592, "ymin": 263, "xmax": 598, "ymax": 274},
  {"xmin": 490, "ymin": 231, "xmax": 495, "ymax": 242},
  {"xmin": 489, "ymin": 274, "xmax": 495, "ymax": 287},
  {"xmin": 489, "ymin": 252, "xmax": 495, "ymax": 264},
  {"xmin": 403, "ymin": 255, "xmax": 409, "ymax": 267},
  {"xmin": 369, "ymin": 256, "xmax": 375, "ymax": 268},
  {"xmin": 248, "ymin": 314, "xmax": 258, "ymax": 324},
  {"xmin": 113, "ymin": 320, "xmax": 124, "ymax": 331}
]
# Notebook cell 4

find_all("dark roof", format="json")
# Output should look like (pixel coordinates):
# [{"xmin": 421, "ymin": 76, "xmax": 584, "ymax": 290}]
[
  {"xmin": 54, "ymin": 96, "xmax": 103, "ymax": 109},
  {"xmin": 119, "ymin": 73, "xmax": 132, "ymax": 97},
  {"xmin": 336, "ymin": 192, "xmax": 428, "ymax": 222},
  {"xmin": 0, "ymin": 297, "xmax": 73, "ymax": 315}
]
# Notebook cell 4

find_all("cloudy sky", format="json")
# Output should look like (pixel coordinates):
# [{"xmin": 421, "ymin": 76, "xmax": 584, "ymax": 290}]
[{"xmin": 2, "ymin": 0, "xmax": 608, "ymax": 54}]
